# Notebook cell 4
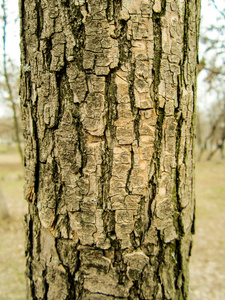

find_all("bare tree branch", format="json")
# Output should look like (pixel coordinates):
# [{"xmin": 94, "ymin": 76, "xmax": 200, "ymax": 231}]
[{"xmin": 211, "ymin": 0, "xmax": 225, "ymax": 19}]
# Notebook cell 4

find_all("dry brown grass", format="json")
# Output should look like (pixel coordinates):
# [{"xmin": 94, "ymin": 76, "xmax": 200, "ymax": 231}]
[
  {"xmin": 189, "ymin": 156, "xmax": 225, "ymax": 299},
  {"xmin": 0, "ymin": 145, "xmax": 26, "ymax": 300},
  {"xmin": 0, "ymin": 145, "xmax": 224, "ymax": 299}
]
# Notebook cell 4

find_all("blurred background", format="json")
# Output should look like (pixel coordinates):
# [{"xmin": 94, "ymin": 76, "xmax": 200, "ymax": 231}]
[{"xmin": 0, "ymin": 0, "xmax": 224, "ymax": 299}]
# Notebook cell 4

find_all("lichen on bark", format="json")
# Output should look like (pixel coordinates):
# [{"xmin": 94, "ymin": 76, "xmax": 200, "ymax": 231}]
[{"xmin": 20, "ymin": 0, "xmax": 201, "ymax": 299}]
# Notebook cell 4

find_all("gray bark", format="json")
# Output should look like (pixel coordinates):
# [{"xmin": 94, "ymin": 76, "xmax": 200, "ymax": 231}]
[{"xmin": 20, "ymin": 0, "xmax": 200, "ymax": 299}]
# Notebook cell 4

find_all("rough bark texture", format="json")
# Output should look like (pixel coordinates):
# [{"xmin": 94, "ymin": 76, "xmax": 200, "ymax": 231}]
[{"xmin": 20, "ymin": 0, "xmax": 200, "ymax": 299}]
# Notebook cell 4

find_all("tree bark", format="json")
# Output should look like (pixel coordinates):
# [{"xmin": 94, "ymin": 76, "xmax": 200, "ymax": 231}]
[{"xmin": 20, "ymin": 0, "xmax": 200, "ymax": 299}]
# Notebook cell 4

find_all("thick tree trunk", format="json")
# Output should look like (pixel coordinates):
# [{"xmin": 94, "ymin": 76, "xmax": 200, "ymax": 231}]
[{"xmin": 20, "ymin": 0, "xmax": 200, "ymax": 299}]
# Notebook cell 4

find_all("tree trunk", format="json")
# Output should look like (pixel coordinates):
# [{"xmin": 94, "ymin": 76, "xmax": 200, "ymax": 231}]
[
  {"xmin": 20, "ymin": 0, "xmax": 200, "ymax": 299},
  {"xmin": 0, "ymin": 184, "xmax": 9, "ymax": 220},
  {"xmin": 2, "ymin": 0, "xmax": 24, "ymax": 163}
]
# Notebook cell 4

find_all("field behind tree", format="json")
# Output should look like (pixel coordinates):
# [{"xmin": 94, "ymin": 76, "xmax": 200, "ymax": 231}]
[
  {"xmin": 0, "ymin": 144, "xmax": 26, "ymax": 300},
  {"xmin": 0, "ymin": 145, "xmax": 224, "ymax": 300}
]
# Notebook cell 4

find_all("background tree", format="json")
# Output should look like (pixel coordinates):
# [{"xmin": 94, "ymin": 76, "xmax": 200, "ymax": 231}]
[
  {"xmin": 0, "ymin": 0, "xmax": 23, "ymax": 161},
  {"xmin": 20, "ymin": 0, "xmax": 200, "ymax": 299},
  {"xmin": 0, "ymin": 184, "xmax": 9, "ymax": 219},
  {"xmin": 197, "ymin": 0, "xmax": 225, "ymax": 160}
]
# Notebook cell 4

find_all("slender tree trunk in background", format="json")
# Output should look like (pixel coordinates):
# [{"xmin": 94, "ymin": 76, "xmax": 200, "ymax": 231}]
[
  {"xmin": 0, "ymin": 184, "xmax": 9, "ymax": 219},
  {"xmin": 20, "ymin": 0, "xmax": 200, "ymax": 299},
  {"xmin": 198, "ymin": 110, "xmax": 224, "ymax": 161},
  {"xmin": 2, "ymin": 0, "xmax": 23, "ymax": 163}
]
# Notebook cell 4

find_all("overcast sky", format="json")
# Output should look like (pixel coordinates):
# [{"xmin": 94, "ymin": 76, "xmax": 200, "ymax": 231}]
[
  {"xmin": 0, "ymin": 0, "xmax": 20, "ymax": 64},
  {"xmin": 0, "ymin": 0, "xmax": 224, "ymax": 117}
]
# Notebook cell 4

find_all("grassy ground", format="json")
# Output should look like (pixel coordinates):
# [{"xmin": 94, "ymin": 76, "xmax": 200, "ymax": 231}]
[
  {"xmin": 189, "ymin": 156, "xmax": 225, "ymax": 299},
  {"xmin": 0, "ymin": 145, "xmax": 26, "ymax": 300},
  {"xmin": 0, "ymin": 145, "xmax": 224, "ymax": 299}
]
